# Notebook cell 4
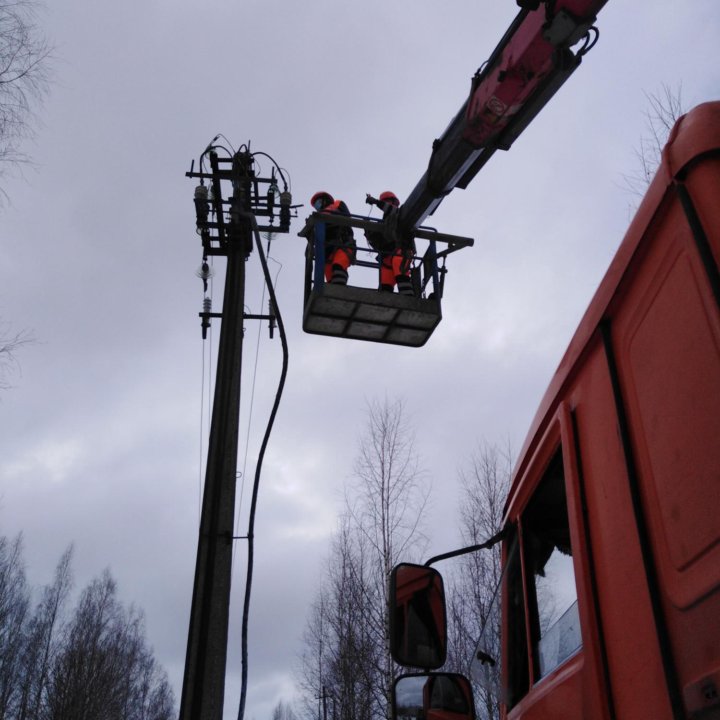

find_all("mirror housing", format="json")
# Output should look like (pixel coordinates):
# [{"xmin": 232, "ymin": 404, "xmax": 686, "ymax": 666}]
[
  {"xmin": 390, "ymin": 563, "xmax": 447, "ymax": 669},
  {"xmin": 392, "ymin": 672, "xmax": 476, "ymax": 720}
]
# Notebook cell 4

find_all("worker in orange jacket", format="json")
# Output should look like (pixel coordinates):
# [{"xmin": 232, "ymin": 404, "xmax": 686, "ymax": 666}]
[
  {"xmin": 311, "ymin": 191, "xmax": 355, "ymax": 285},
  {"xmin": 365, "ymin": 191, "xmax": 415, "ymax": 296}
]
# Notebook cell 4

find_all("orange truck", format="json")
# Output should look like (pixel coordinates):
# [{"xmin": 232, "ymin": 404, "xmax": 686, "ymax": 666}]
[{"xmin": 389, "ymin": 102, "xmax": 720, "ymax": 720}]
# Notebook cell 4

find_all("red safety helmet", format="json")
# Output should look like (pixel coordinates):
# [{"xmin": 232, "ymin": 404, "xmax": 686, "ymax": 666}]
[
  {"xmin": 325, "ymin": 199, "xmax": 350, "ymax": 215},
  {"xmin": 379, "ymin": 191, "xmax": 399, "ymax": 206},
  {"xmin": 311, "ymin": 191, "xmax": 334, "ymax": 210}
]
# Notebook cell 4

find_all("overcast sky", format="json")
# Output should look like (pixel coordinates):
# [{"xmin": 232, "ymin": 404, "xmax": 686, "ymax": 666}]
[{"xmin": 1, "ymin": 1, "xmax": 718, "ymax": 719}]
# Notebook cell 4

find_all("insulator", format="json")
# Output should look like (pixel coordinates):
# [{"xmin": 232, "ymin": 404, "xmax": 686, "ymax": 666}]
[
  {"xmin": 267, "ymin": 181, "xmax": 279, "ymax": 212},
  {"xmin": 196, "ymin": 261, "xmax": 214, "ymax": 293},
  {"xmin": 196, "ymin": 261, "xmax": 214, "ymax": 281},
  {"xmin": 279, "ymin": 190, "xmax": 292, "ymax": 231},
  {"xmin": 201, "ymin": 297, "xmax": 212, "ymax": 340},
  {"xmin": 194, "ymin": 183, "xmax": 210, "ymax": 228}
]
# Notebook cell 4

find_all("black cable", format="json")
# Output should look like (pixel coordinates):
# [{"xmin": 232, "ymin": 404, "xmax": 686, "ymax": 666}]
[
  {"xmin": 237, "ymin": 214, "xmax": 290, "ymax": 720},
  {"xmin": 210, "ymin": 144, "xmax": 234, "ymax": 157},
  {"xmin": 217, "ymin": 134, "xmax": 237, "ymax": 155},
  {"xmin": 278, "ymin": 167, "xmax": 292, "ymax": 192},
  {"xmin": 578, "ymin": 26, "xmax": 599, "ymax": 56},
  {"xmin": 199, "ymin": 135, "xmax": 234, "ymax": 175},
  {"xmin": 251, "ymin": 150, "xmax": 290, "ymax": 190}
]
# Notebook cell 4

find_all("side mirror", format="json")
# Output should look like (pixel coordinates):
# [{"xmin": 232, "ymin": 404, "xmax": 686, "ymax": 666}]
[
  {"xmin": 390, "ymin": 563, "xmax": 447, "ymax": 669},
  {"xmin": 392, "ymin": 673, "xmax": 476, "ymax": 720}
]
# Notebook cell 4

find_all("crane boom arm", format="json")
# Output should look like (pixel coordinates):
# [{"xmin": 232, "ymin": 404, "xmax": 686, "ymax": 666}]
[{"xmin": 399, "ymin": 0, "xmax": 608, "ymax": 233}]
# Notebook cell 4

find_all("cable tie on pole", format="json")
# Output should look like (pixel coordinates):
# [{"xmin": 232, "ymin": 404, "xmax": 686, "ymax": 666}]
[{"xmin": 268, "ymin": 299, "xmax": 276, "ymax": 339}]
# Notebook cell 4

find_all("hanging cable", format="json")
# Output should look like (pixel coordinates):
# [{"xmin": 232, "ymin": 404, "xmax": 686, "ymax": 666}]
[
  {"xmin": 233, "ymin": 232, "xmax": 284, "ymax": 562},
  {"xmin": 236, "ymin": 215, "xmax": 289, "ymax": 720}
]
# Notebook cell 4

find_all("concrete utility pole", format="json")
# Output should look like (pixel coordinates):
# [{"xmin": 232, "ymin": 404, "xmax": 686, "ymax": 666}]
[{"xmin": 179, "ymin": 146, "xmax": 292, "ymax": 720}]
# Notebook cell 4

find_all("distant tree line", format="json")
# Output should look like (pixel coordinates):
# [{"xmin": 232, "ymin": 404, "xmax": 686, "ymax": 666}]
[{"xmin": 0, "ymin": 535, "xmax": 174, "ymax": 720}]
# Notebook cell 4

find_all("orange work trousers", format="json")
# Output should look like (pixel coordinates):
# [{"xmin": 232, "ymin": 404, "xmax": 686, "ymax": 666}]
[
  {"xmin": 324, "ymin": 247, "xmax": 353, "ymax": 282},
  {"xmin": 380, "ymin": 249, "xmax": 411, "ymax": 286}
]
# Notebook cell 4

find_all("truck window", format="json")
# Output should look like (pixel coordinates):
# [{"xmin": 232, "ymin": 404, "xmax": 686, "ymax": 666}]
[
  {"xmin": 521, "ymin": 450, "xmax": 580, "ymax": 682},
  {"xmin": 471, "ymin": 533, "xmax": 521, "ymax": 709},
  {"xmin": 505, "ymin": 448, "xmax": 581, "ymax": 706}
]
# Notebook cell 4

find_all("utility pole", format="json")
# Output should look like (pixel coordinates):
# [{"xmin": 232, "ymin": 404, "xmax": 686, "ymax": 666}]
[{"xmin": 179, "ymin": 144, "xmax": 293, "ymax": 720}]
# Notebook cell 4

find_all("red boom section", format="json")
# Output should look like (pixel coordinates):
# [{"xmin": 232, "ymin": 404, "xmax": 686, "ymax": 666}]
[
  {"xmin": 399, "ymin": 0, "xmax": 608, "ymax": 232},
  {"xmin": 464, "ymin": 1, "xmax": 607, "ymax": 145}
]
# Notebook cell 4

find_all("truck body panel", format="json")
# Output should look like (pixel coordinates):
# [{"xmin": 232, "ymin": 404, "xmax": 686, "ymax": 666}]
[{"xmin": 501, "ymin": 102, "xmax": 720, "ymax": 720}]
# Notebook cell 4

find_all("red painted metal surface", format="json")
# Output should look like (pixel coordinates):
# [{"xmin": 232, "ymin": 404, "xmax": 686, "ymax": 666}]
[
  {"xmin": 503, "ymin": 102, "xmax": 720, "ymax": 719},
  {"xmin": 463, "ymin": 1, "xmax": 608, "ymax": 147}
]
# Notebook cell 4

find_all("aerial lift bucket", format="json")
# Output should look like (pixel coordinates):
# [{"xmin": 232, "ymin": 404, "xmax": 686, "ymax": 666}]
[{"xmin": 299, "ymin": 213, "xmax": 473, "ymax": 347}]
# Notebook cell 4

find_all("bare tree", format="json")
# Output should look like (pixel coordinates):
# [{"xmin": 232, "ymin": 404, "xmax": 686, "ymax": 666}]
[
  {"xmin": 0, "ymin": 534, "xmax": 31, "ymax": 718},
  {"xmin": 0, "ymin": 0, "xmax": 49, "ymax": 383},
  {"xmin": 46, "ymin": 569, "xmax": 174, "ymax": 720},
  {"xmin": 623, "ymin": 83, "xmax": 685, "ymax": 198},
  {"xmin": 271, "ymin": 699, "xmax": 299, "ymax": 720},
  {"xmin": 299, "ymin": 398, "xmax": 430, "ymax": 720},
  {"xmin": 445, "ymin": 443, "xmax": 512, "ymax": 720},
  {"xmin": 298, "ymin": 517, "xmax": 377, "ymax": 720},
  {"xmin": 17, "ymin": 545, "xmax": 73, "ymax": 720},
  {"xmin": 350, "ymin": 398, "xmax": 430, "ymax": 577},
  {"xmin": 0, "ymin": 323, "xmax": 34, "ymax": 391},
  {"xmin": 0, "ymin": 536, "xmax": 174, "ymax": 720},
  {"xmin": 298, "ymin": 584, "xmax": 331, "ymax": 720},
  {"xmin": 0, "ymin": 0, "xmax": 52, "ymax": 186},
  {"xmin": 347, "ymin": 397, "xmax": 430, "ymax": 717}
]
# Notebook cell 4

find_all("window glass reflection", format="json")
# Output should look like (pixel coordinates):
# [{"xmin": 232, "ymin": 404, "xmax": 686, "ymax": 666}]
[
  {"xmin": 535, "ymin": 550, "xmax": 581, "ymax": 677},
  {"xmin": 522, "ymin": 450, "xmax": 581, "ymax": 681}
]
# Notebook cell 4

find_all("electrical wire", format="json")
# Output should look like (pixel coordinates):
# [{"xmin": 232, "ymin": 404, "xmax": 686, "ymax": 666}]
[
  {"xmin": 237, "ymin": 215, "xmax": 289, "ymax": 720},
  {"xmin": 250, "ymin": 151, "xmax": 290, "ymax": 190},
  {"xmin": 198, "ymin": 341, "xmax": 205, "ymax": 524},
  {"xmin": 199, "ymin": 139, "xmax": 234, "ymax": 176},
  {"xmin": 233, "ymin": 232, "xmax": 284, "ymax": 562},
  {"xmin": 233, "ymin": 237, "xmax": 271, "ymax": 565},
  {"xmin": 217, "ymin": 134, "xmax": 237, "ymax": 155},
  {"xmin": 197, "ymin": 355, "xmax": 207, "ymax": 523},
  {"xmin": 198, "ymin": 261, "xmax": 215, "ymax": 526}
]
